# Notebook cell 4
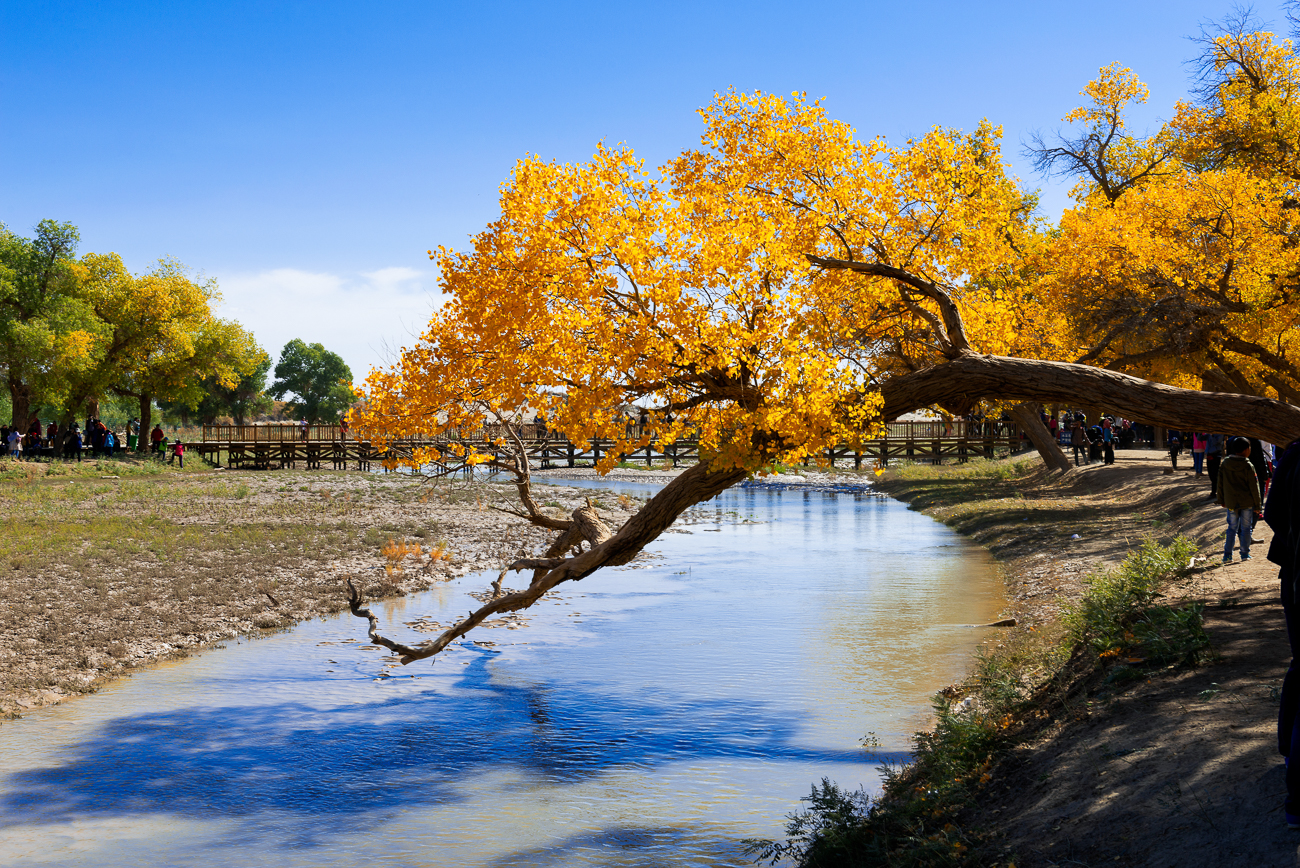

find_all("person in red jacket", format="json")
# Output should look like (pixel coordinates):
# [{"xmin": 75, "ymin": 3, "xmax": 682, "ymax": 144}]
[
  {"xmin": 150, "ymin": 424, "xmax": 164, "ymax": 454},
  {"xmin": 169, "ymin": 439, "xmax": 185, "ymax": 468}
]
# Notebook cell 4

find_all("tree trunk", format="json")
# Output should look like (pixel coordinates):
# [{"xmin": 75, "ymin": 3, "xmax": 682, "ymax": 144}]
[
  {"xmin": 880, "ymin": 352, "xmax": 1300, "ymax": 447},
  {"xmin": 1010, "ymin": 401, "xmax": 1071, "ymax": 473},
  {"xmin": 137, "ymin": 394, "xmax": 152, "ymax": 452},
  {"xmin": 8, "ymin": 375, "xmax": 31, "ymax": 431}
]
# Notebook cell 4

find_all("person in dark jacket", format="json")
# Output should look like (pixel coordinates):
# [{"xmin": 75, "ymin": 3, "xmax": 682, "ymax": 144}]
[
  {"xmin": 1219, "ymin": 436, "xmax": 1262, "ymax": 563},
  {"xmin": 1069, "ymin": 414, "xmax": 1090, "ymax": 466},
  {"xmin": 1266, "ymin": 439, "xmax": 1300, "ymax": 827}
]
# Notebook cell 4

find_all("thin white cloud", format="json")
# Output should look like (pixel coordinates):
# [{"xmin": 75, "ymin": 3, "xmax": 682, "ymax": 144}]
[
  {"xmin": 361, "ymin": 266, "xmax": 424, "ymax": 290},
  {"xmin": 215, "ymin": 266, "xmax": 443, "ymax": 383}
]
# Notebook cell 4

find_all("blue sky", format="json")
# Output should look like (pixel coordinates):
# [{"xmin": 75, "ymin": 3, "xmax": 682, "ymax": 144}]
[{"xmin": 2, "ymin": 1, "xmax": 1292, "ymax": 381}]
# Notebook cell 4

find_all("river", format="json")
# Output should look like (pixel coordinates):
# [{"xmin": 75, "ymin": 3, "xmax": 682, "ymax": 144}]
[{"xmin": 0, "ymin": 478, "xmax": 1001, "ymax": 867}]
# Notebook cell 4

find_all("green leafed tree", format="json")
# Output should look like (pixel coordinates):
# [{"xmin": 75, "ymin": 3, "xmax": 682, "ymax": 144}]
[
  {"xmin": 175, "ymin": 349, "xmax": 274, "ymax": 425},
  {"xmin": 57, "ymin": 253, "xmax": 268, "ymax": 448},
  {"xmin": 0, "ymin": 219, "xmax": 96, "ymax": 428},
  {"xmin": 269, "ymin": 339, "xmax": 354, "ymax": 422}
]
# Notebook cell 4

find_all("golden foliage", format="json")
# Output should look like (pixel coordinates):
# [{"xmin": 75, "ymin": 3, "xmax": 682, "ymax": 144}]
[
  {"xmin": 356, "ymin": 92, "xmax": 1041, "ymax": 470},
  {"xmin": 1045, "ymin": 28, "xmax": 1300, "ymax": 400}
]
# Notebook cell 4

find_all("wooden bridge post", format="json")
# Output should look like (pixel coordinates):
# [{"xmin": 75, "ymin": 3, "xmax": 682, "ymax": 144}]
[{"xmin": 854, "ymin": 450, "xmax": 861, "ymax": 470}]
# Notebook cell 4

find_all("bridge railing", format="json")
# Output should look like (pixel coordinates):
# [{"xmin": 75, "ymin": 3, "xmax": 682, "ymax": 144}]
[
  {"xmin": 202, "ymin": 419, "xmax": 1020, "ymax": 444},
  {"xmin": 202, "ymin": 423, "xmax": 343, "ymax": 442}
]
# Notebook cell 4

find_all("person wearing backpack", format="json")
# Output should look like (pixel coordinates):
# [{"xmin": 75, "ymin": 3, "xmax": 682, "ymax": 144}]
[{"xmin": 1218, "ymin": 436, "xmax": 1262, "ymax": 564}]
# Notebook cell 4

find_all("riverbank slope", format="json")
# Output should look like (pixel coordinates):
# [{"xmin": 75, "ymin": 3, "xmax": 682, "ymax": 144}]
[{"xmin": 875, "ymin": 450, "xmax": 1290, "ymax": 867}]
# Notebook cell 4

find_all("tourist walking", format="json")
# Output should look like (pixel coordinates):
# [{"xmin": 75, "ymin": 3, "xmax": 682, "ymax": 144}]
[
  {"xmin": 299, "ymin": 418, "xmax": 309, "ymax": 441},
  {"xmin": 151, "ymin": 423, "xmax": 164, "ymax": 454},
  {"xmin": 1192, "ymin": 433, "xmax": 1207, "ymax": 477},
  {"xmin": 1218, "ymin": 436, "xmax": 1262, "ymax": 563},
  {"xmin": 1069, "ymin": 414, "xmax": 1090, "ymax": 466},
  {"xmin": 1249, "ymin": 437, "xmax": 1271, "ymax": 502},
  {"xmin": 63, "ymin": 426, "xmax": 82, "ymax": 461}
]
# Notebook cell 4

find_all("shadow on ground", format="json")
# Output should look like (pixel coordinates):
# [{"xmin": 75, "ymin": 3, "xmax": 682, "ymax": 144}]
[{"xmin": 977, "ymin": 592, "xmax": 1300, "ymax": 867}]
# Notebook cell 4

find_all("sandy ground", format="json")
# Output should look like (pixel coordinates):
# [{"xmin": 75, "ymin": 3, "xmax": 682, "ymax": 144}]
[
  {"xmin": 881, "ymin": 449, "xmax": 1297, "ymax": 867},
  {"xmin": 0, "ymin": 461, "xmax": 658, "ymax": 717}
]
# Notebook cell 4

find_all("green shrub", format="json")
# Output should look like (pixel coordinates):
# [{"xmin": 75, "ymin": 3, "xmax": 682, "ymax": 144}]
[{"xmin": 1065, "ymin": 536, "xmax": 1209, "ymax": 667}]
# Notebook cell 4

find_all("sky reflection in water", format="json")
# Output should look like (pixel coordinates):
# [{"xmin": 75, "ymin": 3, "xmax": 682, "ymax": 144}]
[{"xmin": 0, "ymin": 480, "xmax": 1001, "ymax": 867}]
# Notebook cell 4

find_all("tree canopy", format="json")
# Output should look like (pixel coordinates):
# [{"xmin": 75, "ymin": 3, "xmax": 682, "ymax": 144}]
[
  {"xmin": 1025, "ymin": 24, "xmax": 1300, "ymax": 409},
  {"xmin": 0, "ymin": 220, "xmax": 90, "ymax": 428},
  {"xmin": 0, "ymin": 222, "xmax": 267, "ymax": 434},
  {"xmin": 269, "ymin": 338, "xmax": 354, "ymax": 422},
  {"xmin": 350, "ymin": 22, "xmax": 1300, "ymax": 660}
]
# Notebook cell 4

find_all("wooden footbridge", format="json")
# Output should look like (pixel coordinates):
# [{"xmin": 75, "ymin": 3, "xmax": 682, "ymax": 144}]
[{"xmin": 193, "ymin": 420, "xmax": 1025, "ymax": 472}]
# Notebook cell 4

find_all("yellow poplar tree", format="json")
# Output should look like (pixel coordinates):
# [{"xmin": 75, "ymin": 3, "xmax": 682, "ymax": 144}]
[
  {"xmin": 350, "ymin": 88, "xmax": 1300, "ymax": 662},
  {"xmin": 64, "ymin": 253, "xmax": 261, "ymax": 441},
  {"xmin": 1040, "ymin": 29, "xmax": 1300, "ymax": 404}
]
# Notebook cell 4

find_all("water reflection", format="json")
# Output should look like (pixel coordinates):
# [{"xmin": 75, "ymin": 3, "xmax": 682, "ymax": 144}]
[{"xmin": 0, "ymin": 481, "xmax": 1000, "ymax": 867}]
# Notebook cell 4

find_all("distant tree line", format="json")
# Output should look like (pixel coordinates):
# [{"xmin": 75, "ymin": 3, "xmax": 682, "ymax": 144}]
[{"xmin": 0, "ymin": 219, "xmax": 355, "ymax": 448}]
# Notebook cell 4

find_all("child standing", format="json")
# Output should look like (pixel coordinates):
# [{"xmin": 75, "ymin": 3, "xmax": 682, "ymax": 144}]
[
  {"xmin": 1218, "ymin": 436, "xmax": 1263, "ymax": 563},
  {"xmin": 169, "ymin": 439, "xmax": 185, "ymax": 468}
]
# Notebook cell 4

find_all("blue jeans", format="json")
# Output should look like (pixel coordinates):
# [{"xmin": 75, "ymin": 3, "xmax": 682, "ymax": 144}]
[
  {"xmin": 1225, "ymin": 508, "xmax": 1253, "ymax": 560},
  {"xmin": 1193, "ymin": 451, "xmax": 1204, "ymax": 474}
]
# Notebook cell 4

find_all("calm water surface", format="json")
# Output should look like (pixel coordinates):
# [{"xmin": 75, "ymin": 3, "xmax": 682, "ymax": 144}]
[{"xmin": 0, "ymin": 480, "xmax": 1001, "ymax": 867}]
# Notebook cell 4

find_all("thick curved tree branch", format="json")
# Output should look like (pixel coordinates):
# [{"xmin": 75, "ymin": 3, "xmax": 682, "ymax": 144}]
[
  {"xmin": 881, "ymin": 351, "xmax": 1300, "ymax": 445},
  {"xmin": 807, "ymin": 255, "xmax": 971, "ymax": 356},
  {"xmin": 351, "ymin": 459, "xmax": 748, "ymax": 664}
]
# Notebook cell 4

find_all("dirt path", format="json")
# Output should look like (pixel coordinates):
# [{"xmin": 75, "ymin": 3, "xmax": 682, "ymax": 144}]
[{"xmin": 880, "ymin": 450, "xmax": 1297, "ymax": 866}]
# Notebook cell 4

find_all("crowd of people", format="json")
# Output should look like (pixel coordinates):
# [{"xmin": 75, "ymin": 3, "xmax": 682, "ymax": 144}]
[{"xmin": 0, "ymin": 416, "xmax": 186, "ymax": 463}]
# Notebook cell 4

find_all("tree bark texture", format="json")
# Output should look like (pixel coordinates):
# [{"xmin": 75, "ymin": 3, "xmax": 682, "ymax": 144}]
[
  {"xmin": 881, "ymin": 352, "xmax": 1300, "ymax": 447},
  {"xmin": 1009, "ymin": 401, "xmax": 1072, "ymax": 473}
]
